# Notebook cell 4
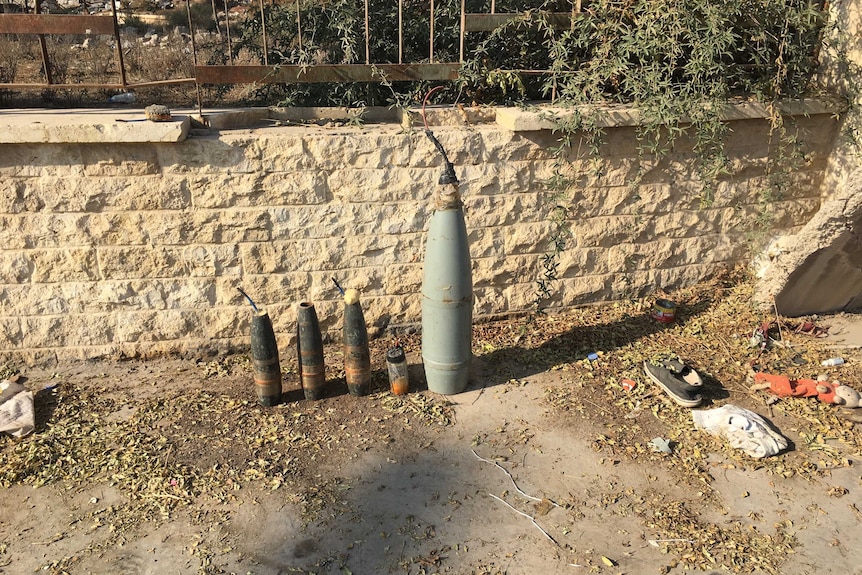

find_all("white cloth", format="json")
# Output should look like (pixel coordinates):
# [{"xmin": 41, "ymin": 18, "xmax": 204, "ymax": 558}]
[
  {"xmin": 692, "ymin": 405, "xmax": 787, "ymax": 459},
  {"xmin": 0, "ymin": 380, "xmax": 35, "ymax": 438}
]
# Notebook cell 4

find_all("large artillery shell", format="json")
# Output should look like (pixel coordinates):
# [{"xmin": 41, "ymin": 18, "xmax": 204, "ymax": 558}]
[
  {"xmin": 297, "ymin": 302, "xmax": 326, "ymax": 401},
  {"xmin": 421, "ymin": 199, "xmax": 473, "ymax": 395},
  {"xmin": 251, "ymin": 309, "xmax": 282, "ymax": 406}
]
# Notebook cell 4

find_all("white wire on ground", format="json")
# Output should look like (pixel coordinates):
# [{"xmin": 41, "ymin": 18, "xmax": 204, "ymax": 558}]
[{"xmin": 471, "ymin": 448, "xmax": 560, "ymax": 507}]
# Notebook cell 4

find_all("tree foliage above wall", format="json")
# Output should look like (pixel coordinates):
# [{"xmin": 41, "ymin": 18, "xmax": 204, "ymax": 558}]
[{"xmin": 225, "ymin": 0, "xmax": 828, "ymax": 110}]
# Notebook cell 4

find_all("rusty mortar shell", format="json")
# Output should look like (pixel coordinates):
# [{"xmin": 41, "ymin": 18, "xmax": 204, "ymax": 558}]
[
  {"xmin": 342, "ymin": 289, "xmax": 371, "ymax": 396},
  {"xmin": 250, "ymin": 308, "xmax": 282, "ymax": 407},
  {"xmin": 296, "ymin": 301, "xmax": 326, "ymax": 401}
]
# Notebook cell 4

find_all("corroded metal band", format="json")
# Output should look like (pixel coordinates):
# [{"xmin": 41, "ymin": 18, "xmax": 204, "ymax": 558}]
[
  {"xmin": 345, "ymin": 366, "xmax": 371, "ymax": 386},
  {"xmin": 254, "ymin": 372, "xmax": 282, "ymax": 385},
  {"xmin": 435, "ymin": 183, "xmax": 462, "ymax": 210}
]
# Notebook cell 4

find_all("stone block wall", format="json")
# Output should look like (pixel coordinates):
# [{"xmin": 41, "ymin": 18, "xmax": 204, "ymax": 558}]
[{"xmin": 0, "ymin": 107, "xmax": 841, "ymax": 364}]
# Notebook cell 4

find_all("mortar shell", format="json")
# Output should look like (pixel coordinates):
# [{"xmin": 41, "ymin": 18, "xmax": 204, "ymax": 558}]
[
  {"xmin": 343, "ymin": 301, "xmax": 371, "ymax": 396},
  {"xmin": 297, "ymin": 301, "xmax": 326, "ymax": 401},
  {"xmin": 250, "ymin": 309, "xmax": 282, "ymax": 406}
]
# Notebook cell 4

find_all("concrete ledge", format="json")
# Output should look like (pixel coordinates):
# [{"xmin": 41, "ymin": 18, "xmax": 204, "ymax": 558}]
[
  {"xmin": 0, "ymin": 109, "xmax": 191, "ymax": 143},
  {"xmin": 0, "ymin": 97, "xmax": 846, "ymax": 142},
  {"xmin": 496, "ymin": 97, "xmax": 848, "ymax": 131}
]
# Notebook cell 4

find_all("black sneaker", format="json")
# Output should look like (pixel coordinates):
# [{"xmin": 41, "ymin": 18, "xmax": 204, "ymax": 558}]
[
  {"xmin": 661, "ymin": 358, "xmax": 703, "ymax": 387},
  {"xmin": 643, "ymin": 361, "xmax": 703, "ymax": 407}
]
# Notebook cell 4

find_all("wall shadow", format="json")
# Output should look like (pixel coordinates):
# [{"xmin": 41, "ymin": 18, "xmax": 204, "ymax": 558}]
[{"xmin": 462, "ymin": 294, "xmax": 722, "ymax": 392}]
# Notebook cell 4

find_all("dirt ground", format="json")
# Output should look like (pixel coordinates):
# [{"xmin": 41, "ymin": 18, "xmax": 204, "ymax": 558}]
[{"xmin": 2, "ymin": 274, "xmax": 862, "ymax": 575}]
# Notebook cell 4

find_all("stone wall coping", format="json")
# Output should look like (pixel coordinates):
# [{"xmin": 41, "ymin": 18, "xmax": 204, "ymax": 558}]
[
  {"xmin": 0, "ymin": 96, "xmax": 844, "ymax": 143},
  {"xmin": 0, "ymin": 108, "xmax": 191, "ymax": 143},
  {"xmin": 495, "ymin": 97, "xmax": 848, "ymax": 131}
]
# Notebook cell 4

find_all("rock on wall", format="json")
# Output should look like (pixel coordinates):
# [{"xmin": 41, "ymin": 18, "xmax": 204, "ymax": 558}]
[
  {"xmin": 756, "ymin": 171, "xmax": 862, "ymax": 315},
  {"xmin": 0, "ymin": 110, "xmax": 841, "ymax": 364},
  {"xmin": 755, "ymin": 0, "xmax": 862, "ymax": 316}
]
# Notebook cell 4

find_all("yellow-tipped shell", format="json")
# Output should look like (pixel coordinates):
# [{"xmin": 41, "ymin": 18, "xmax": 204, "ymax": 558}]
[{"xmin": 344, "ymin": 288, "xmax": 360, "ymax": 305}]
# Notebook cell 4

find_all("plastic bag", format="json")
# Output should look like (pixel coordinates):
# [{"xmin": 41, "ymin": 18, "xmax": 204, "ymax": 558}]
[
  {"xmin": 0, "ymin": 380, "xmax": 35, "ymax": 438},
  {"xmin": 692, "ymin": 404, "xmax": 787, "ymax": 458}
]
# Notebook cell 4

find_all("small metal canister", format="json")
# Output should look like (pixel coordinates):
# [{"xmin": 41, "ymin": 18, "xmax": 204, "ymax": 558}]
[
  {"xmin": 386, "ymin": 346, "xmax": 409, "ymax": 395},
  {"xmin": 651, "ymin": 299, "xmax": 676, "ymax": 323}
]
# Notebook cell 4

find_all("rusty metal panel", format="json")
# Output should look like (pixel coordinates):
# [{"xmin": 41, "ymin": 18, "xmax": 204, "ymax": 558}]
[
  {"xmin": 464, "ymin": 12, "xmax": 572, "ymax": 32},
  {"xmin": 0, "ymin": 82, "xmax": 125, "ymax": 89},
  {"xmin": 1, "ymin": 79, "xmax": 197, "ymax": 89},
  {"xmin": 195, "ymin": 63, "xmax": 461, "ymax": 84},
  {"xmin": 0, "ymin": 14, "xmax": 115, "ymax": 35}
]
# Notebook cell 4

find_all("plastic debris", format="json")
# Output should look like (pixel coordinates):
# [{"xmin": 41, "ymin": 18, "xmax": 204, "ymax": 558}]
[
  {"xmin": 0, "ymin": 379, "xmax": 35, "ymax": 438},
  {"xmin": 620, "ymin": 378, "xmax": 637, "ymax": 391},
  {"xmin": 108, "ymin": 92, "xmax": 136, "ymax": 104},
  {"xmin": 692, "ymin": 405, "xmax": 787, "ymax": 459},
  {"xmin": 650, "ymin": 437, "xmax": 672, "ymax": 454}
]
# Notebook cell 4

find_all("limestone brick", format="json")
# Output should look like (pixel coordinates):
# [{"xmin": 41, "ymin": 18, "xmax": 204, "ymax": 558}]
[
  {"xmin": 30, "ymin": 248, "xmax": 99, "ymax": 283},
  {"xmin": 345, "ymin": 232, "xmax": 424, "ymax": 267},
  {"xmin": 467, "ymin": 227, "xmax": 506, "ymax": 258},
  {"xmin": 227, "ymin": 273, "xmax": 309, "ymax": 309},
  {"xmin": 650, "ymin": 209, "xmax": 727, "ymax": 239},
  {"xmin": 769, "ymin": 198, "xmax": 824, "ymax": 228},
  {"xmin": 473, "ymin": 286, "xmax": 508, "ymax": 316},
  {"xmin": 0, "ymin": 178, "xmax": 42, "ymax": 213},
  {"xmin": 99, "ymin": 245, "xmax": 240, "ymax": 280},
  {"xmin": 502, "ymin": 221, "xmax": 555, "ymax": 255},
  {"xmin": 554, "ymin": 274, "xmax": 614, "ymax": 306},
  {"xmin": 0, "ymin": 213, "xmax": 93, "ymax": 249},
  {"xmin": 135, "ymin": 209, "xmax": 273, "ymax": 245},
  {"xmin": 557, "ymin": 247, "xmax": 607, "ymax": 277},
  {"xmin": 568, "ymin": 183, "xmax": 683, "ymax": 218},
  {"xmin": 240, "ymin": 238, "xmax": 348, "ymax": 274},
  {"xmin": 80, "ymin": 145, "xmax": 160, "ymax": 177},
  {"xmin": 198, "ymin": 307, "xmax": 246, "ymax": 340},
  {"xmin": 503, "ymin": 280, "xmax": 547, "ymax": 311},
  {"xmin": 383, "ymin": 263, "xmax": 423, "ymax": 296},
  {"xmin": 84, "ymin": 213, "xmax": 150, "ymax": 246},
  {"xmin": 37, "ymin": 175, "xmax": 191, "ymax": 212},
  {"xmin": 21, "ymin": 313, "xmax": 115, "ymax": 347},
  {"xmin": 473, "ymin": 255, "xmax": 541, "ymax": 287},
  {"xmin": 157, "ymin": 135, "xmax": 261, "ymax": 174},
  {"xmin": 252, "ymin": 134, "xmax": 309, "ymax": 172},
  {"xmin": 457, "ymin": 161, "xmax": 536, "ymax": 197},
  {"xmin": 609, "ymin": 235, "xmax": 745, "ymax": 271},
  {"xmin": 0, "ymin": 144, "xmax": 85, "ymax": 177},
  {"xmin": 358, "ymin": 295, "xmax": 418, "ymax": 332},
  {"xmin": 575, "ymin": 214, "xmax": 642, "ymax": 248},
  {"xmin": 0, "ymin": 317, "xmax": 22, "ymax": 350},
  {"xmin": 408, "ymin": 129, "xmax": 485, "ymax": 168},
  {"xmin": 328, "ymin": 167, "xmax": 405, "ymax": 203},
  {"xmin": 617, "ymin": 263, "xmax": 732, "ymax": 295},
  {"xmin": 724, "ymin": 120, "xmax": 774, "ymax": 155},
  {"xmin": 481, "ymin": 130, "xmax": 558, "ymax": 162},
  {"xmin": 191, "ymin": 171, "xmax": 329, "ymax": 209},
  {"xmin": 465, "ymin": 193, "xmax": 544, "ymax": 226},
  {"xmin": 268, "ymin": 203, "xmax": 430, "ymax": 240},
  {"xmin": 0, "ymin": 284, "xmax": 67, "ymax": 315},
  {"xmin": 304, "ymin": 130, "xmax": 414, "ymax": 170},
  {"xmin": 113, "ymin": 309, "xmax": 200, "ymax": 342},
  {"xmin": 0, "ymin": 252, "xmax": 32, "ymax": 283}
]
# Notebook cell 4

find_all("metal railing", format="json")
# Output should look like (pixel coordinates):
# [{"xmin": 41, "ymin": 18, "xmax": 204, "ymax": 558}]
[{"xmin": 0, "ymin": 0, "xmax": 574, "ymax": 93}]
